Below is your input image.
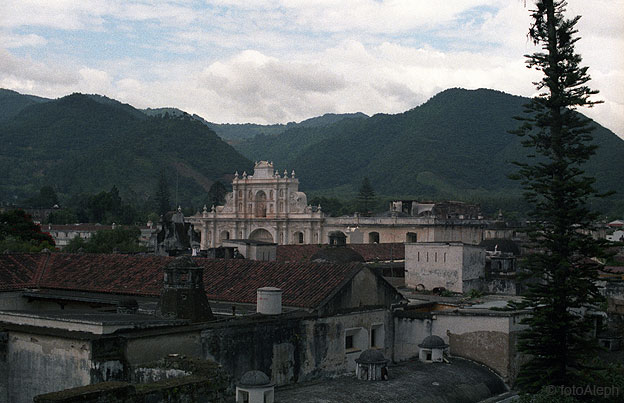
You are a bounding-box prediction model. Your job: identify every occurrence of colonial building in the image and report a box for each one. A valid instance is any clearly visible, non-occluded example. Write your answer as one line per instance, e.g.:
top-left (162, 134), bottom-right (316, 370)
top-left (189, 161), bottom-right (489, 249)
top-left (189, 161), bottom-right (323, 249)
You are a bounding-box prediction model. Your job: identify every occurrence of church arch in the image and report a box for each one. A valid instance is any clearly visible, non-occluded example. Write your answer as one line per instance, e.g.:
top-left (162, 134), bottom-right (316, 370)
top-left (249, 228), bottom-right (274, 242)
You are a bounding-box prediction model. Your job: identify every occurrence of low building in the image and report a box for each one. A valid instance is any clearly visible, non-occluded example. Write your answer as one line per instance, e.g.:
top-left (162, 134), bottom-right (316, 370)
top-left (404, 242), bottom-right (485, 293)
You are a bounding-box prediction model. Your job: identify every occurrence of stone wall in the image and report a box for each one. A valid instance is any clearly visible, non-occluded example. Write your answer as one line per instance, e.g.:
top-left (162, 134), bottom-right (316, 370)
top-left (34, 356), bottom-right (230, 403)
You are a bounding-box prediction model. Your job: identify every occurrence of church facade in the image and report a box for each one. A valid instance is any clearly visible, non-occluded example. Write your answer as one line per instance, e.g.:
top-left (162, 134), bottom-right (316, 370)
top-left (188, 161), bottom-right (488, 249)
top-left (188, 161), bottom-right (323, 249)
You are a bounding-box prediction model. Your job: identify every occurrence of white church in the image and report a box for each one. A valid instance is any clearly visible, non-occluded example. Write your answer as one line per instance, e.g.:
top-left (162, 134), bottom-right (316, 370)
top-left (188, 161), bottom-right (487, 248)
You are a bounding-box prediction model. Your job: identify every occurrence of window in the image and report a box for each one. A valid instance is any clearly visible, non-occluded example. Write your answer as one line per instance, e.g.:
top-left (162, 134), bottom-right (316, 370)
top-left (435, 252), bottom-right (437, 262)
top-left (238, 190), bottom-right (242, 198)
top-left (406, 232), bottom-right (418, 242)
top-left (345, 327), bottom-right (366, 353)
top-left (371, 324), bottom-right (384, 348)
top-left (368, 232), bottom-right (380, 244)
top-left (279, 189), bottom-right (283, 197)
top-left (345, 335), bottom-right (354, 350)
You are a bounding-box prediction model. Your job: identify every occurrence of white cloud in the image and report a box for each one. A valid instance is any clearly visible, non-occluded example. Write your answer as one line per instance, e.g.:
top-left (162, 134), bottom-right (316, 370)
top-left (0, 0), bottom-right (621, 138)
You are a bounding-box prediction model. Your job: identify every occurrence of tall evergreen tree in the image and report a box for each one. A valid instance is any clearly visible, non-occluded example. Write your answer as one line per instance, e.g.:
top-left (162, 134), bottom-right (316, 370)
top-left (207, 181), bottom-right (227, 207)
top-left (512, 0), bottom-right (606, 393)
top-left (155, 170), bottom-right (171, 218)
top-left (357, 177), bottom-right (376, 215)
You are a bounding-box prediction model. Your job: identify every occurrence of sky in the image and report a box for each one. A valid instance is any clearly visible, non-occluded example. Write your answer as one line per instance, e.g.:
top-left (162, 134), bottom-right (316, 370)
top-left (1, 0), bottom-right (623, 138)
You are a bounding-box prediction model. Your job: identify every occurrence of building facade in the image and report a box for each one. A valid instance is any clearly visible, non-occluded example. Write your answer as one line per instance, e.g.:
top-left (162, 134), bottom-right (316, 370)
top-left (188, 161), bottom-right (489, 248)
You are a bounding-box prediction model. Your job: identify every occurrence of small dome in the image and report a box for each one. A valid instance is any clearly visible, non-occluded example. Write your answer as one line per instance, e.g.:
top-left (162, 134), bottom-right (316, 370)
top-left (418, 335), bottom-right (448, 349)
top-left (239, 370), bottom-right (271, 387)
top-left (311, 247), bottom-right (365, 264)
top-left (355, 349), bottom-right (388, 364)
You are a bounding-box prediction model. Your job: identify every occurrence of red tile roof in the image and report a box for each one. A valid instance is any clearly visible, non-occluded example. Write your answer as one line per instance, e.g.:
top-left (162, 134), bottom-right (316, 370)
top-left (277, 243), bottom-right (404, 263)
top-left (0, 254), bottom-right (41, 291)
top-left (0, 253), bottom-right (363, 309)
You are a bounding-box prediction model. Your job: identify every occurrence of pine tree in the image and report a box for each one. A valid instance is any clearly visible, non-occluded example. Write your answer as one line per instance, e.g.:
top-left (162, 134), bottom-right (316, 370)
top-left (358, 177), bottom-right (376, 215)
top-left (512, 0), bottom-right (606, 393)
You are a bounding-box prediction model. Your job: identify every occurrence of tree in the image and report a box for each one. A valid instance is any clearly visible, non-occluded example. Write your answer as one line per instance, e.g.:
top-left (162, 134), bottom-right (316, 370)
top-left (154, 170), bottom-right (171, 218)
top-left (0, 209), bottom-right (55, 252)
top-left (511, 0), bottom-right (606, 393)
top-left (207, 181), bottom-right (227, 207)
top-left (357, 177), bottom-right (376, 215)
top-left (25, 186), bottom-right (59, 208)
top-left (64, 226), bottom-right (145, 253)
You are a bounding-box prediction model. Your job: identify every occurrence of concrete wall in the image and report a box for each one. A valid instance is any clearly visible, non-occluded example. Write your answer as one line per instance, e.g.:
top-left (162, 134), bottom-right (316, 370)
top-left (405, 243), bottom-right (485, 293)
top-left (200, 309), bottom-right (392, 387)
top-left (7, 331), bottom-right (93, 403)
top-left (393, 310), bottom-right (527, 383)
top-left (124, 331), bottom-right (203, 366)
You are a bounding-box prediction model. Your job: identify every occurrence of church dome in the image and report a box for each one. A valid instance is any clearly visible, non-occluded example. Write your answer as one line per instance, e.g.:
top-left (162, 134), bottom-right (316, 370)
top-left (418, 335), bottom-right (448, 349)
top-left (239, 370), bottom-right (271, 387)
top-left (355, 349), bottom-right (388, 364)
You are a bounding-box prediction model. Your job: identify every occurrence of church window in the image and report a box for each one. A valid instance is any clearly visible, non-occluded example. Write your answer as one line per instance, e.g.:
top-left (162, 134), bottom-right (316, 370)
top-left (238, 190), bottom-right (242, 198)
top-left (435, 252), bottom-right (437, 262)
top-left (279, 189), bottom-right (283, 197)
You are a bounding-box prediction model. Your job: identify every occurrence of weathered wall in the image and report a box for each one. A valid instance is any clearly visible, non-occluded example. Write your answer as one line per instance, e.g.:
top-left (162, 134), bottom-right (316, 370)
top-left (319, 268), bottom-right (400, 316)
top-left (405, 243), bottom-right (485, 293)
top-left (124, 331), bottom-right (203, 366)
top-left (393, 315), bottom-right (432, 362)
top-left (7, 331), bottom-right (92, 403)
top-left (33, 376), bottom-right (229, 403)
top-left (201, 309), bottom-right (392, 387)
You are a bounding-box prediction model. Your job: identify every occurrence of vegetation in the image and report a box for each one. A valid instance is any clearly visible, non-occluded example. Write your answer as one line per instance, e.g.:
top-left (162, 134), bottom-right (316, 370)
top-left (155, 171), bottom-right (171, 218)
top-left (0, 209), bottom-right (55, 252)
top-left (357, 177), bottom-right (376, 215)
top-left (236, 88), bottom-right (624, 218)
top-left (0, 92), bottom-right (252, 208)
top-left (511, 0), bottom-right (608, 393)
top-left (64, 226), bottom-right (146, 253)
top-left (206, 181), bottom-right (227, 208)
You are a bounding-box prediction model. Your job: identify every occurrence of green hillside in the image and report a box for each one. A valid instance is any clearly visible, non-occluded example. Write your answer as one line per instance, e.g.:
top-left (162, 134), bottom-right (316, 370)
top-left (0, 89), bottom-right (49, 122)
top-left (236, 88), bottom-right (624, 214)
top-left (0, 93), bottom-right (252, 207)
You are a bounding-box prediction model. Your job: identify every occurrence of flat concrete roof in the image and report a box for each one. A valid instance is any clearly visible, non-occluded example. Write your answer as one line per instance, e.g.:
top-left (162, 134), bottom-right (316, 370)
top-left (0, 309), bottom-right (184, 335)
top-left (275, 358), bottom-right (507, 403)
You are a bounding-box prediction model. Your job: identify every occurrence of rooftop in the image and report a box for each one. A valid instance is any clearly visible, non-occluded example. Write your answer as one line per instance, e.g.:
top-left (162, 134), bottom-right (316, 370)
top-left (274, 358), bottom-right (507, 403)
top-left (0, 253), bottom-right (367, 311)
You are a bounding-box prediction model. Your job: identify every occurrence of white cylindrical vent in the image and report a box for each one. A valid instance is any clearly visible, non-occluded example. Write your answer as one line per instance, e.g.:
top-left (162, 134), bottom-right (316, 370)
top-left (257, 287), bottom-right (282, 315)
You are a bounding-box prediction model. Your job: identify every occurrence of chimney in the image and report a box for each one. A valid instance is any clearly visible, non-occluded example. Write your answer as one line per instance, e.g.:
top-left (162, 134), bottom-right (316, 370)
top-left (159, 256), bottom-right (214, 322)
top-left (257, 287), bottom-right (282, 315)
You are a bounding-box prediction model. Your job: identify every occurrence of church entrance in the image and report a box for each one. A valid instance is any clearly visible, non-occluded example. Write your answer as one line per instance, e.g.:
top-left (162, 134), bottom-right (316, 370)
top-left (249, 228), bottom-right (273, 242)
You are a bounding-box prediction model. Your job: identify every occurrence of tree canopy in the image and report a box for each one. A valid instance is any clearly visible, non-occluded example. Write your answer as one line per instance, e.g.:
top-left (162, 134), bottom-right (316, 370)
top-left (0, 209), bottom-right (55, 252)
top-left (511, 0), bottom-right (608, 393)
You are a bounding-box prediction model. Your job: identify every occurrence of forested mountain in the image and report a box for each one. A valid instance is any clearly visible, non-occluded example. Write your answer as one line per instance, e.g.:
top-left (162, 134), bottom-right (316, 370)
top-left (0, 93), bottom-right (252, 207)
top-left (236, 88), bottom-right (624, 215)
top-left (143, 108), bottom-right (368, 142)
top-left (0, 89), bottom-right (49, 122)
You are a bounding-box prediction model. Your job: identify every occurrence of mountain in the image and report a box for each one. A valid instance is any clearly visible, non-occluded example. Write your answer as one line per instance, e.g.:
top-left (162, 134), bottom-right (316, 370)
top-left (0, 89), bottom-right (49, 122)
top-left (235, 88), bottom-right (624, 214)
top-left (0, 93), bottom-right (252, 206)
top-left (143, 108), bottom-right (368, 142)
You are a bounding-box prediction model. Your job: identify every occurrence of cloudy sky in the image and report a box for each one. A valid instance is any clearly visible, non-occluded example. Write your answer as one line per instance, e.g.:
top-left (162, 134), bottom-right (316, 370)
top-left (1, 0), bottom-right (622, 137)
